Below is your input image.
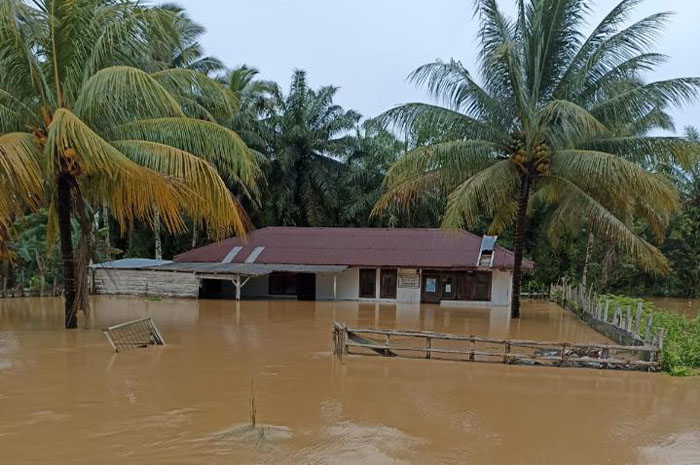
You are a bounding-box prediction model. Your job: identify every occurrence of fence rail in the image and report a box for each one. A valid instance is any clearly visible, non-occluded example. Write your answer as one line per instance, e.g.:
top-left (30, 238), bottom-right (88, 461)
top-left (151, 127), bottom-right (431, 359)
top-left (332, 322), bottom-right (661, 371)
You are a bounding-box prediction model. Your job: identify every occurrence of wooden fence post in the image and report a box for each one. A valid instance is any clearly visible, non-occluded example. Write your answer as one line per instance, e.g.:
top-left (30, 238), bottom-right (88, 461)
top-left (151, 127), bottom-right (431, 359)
top-left (604, 300), bottom-right (610, 322)
top-left (657, 328), bottom-right (665, 350)
top-left (561, 343), bottom-right (568, 367)
top-left (425, 337), bottom-right (431, 359)
top-left (656, 328), bottom-right (665, 367)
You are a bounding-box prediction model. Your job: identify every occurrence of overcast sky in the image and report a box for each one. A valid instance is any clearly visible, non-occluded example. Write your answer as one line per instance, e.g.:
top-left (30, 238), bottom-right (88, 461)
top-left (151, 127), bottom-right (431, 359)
top-left (176, 0), bottom-right (699, 132)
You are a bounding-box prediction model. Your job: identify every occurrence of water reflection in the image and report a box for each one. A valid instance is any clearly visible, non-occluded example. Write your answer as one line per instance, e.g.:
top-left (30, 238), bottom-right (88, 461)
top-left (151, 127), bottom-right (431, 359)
top-left (0, 296), bottom-right (698, 464)
top-left (645, 297), bottom-right (700, 320)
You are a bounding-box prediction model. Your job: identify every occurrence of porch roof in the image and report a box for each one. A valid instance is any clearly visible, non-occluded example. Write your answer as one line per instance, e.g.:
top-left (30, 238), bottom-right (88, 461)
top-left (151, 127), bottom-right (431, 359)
top-left (150, 262), bottom-right (348, 277)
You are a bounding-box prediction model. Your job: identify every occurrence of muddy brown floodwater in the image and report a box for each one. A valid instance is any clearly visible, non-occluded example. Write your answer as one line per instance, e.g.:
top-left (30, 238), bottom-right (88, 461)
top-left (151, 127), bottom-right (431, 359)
top-left (645, 297), bottom-right (700, 320)
top-left (1, 297), bottom-right (699, 465)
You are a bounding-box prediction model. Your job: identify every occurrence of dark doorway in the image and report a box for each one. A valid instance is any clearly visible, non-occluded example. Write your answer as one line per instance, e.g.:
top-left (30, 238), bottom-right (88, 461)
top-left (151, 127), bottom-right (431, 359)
top-left (380, 269), bottom-right (398, 299)
top-left (199, 279), bottom-right (237, 299)
top-left (359, 268), bottom-right (376, 298)
top-left (421, 272), bottom-right (440, 303)
top-left (269, 272), bottom-right (297, 296)
top-left (296, 273), bottom-right (316, 301)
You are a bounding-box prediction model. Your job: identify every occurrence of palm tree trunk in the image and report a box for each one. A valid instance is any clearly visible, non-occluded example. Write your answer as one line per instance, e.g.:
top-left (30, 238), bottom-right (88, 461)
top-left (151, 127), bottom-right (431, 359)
top-left (102, 205), bottom-right (111, 260)
top-left (510, 175), bottom-right (531, 319)
top-left (191, 223), bottom-right (198, 248)
top-left (154, 207), bottom-right (162, 260)
top-left (581, 231), bottom-right (594, 289)
top-left (127, 223), bottom-right (134, 255)
top-left (56, 173), bottom-right (77, 329)
top-left (73, 187), bottom-right (92, 317)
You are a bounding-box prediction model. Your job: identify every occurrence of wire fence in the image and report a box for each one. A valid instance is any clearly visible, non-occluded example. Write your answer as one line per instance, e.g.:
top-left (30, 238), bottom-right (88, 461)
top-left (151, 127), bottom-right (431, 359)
top-left (103, 317), bottom-right (165, 353)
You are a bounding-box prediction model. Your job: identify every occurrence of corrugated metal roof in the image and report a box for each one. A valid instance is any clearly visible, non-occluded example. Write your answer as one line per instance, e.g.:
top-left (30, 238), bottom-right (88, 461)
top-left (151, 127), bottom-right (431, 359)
top-left (151, 262), bottom-right (347, 276)
top-left (90, 258), bottom-right (173, 269)
top-left (174, 227), bottom-right (534, 270)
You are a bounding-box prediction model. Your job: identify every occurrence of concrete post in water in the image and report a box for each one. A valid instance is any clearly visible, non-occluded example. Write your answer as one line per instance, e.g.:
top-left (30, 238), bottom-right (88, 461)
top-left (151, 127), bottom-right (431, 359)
top-left (656, 328), bottom-right (666, 366)
top-left (625, 306), bottom-right (632, 332)
top-left (645, 315), bottom-right (654, 342)
top-left (333, 274), bottom-right (337, 301)
top-left (634, 302), bottom-right (643, 336)
top-left (657, 328), bottom-right (665, 349)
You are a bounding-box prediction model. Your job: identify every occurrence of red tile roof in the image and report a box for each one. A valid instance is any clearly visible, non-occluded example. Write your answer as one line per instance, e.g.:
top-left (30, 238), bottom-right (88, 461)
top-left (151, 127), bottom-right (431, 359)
top-left (174, 227), bottom-right (534, 270)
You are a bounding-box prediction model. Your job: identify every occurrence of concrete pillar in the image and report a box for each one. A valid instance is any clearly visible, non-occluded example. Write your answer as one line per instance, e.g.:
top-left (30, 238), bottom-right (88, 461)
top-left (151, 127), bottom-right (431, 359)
top-left (233, 274), bottom-right (241, 300)
top-left (333, 274), bottom-right (338, 301)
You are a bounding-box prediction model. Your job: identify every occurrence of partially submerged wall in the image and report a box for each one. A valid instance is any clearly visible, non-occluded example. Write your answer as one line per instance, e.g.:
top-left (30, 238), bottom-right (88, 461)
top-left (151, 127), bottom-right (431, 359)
top-left (91, 269), bottom-right (199, 298)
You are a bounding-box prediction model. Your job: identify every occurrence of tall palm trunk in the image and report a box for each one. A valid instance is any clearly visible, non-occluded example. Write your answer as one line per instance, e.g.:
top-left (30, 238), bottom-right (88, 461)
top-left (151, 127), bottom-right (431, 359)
top-left (154, 206), bottom-right (162, 260)
top-left (56, 173), bottom-right (77, 329)
top-left (191, 223), bottom-right (198, 248)
top-left (102, 205), bottom-right (111, 260)
top-left (510, 174), bottom-right (531, 319)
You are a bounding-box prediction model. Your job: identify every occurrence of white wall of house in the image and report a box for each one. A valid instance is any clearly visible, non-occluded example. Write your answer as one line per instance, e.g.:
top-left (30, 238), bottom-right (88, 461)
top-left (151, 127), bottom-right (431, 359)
top-left (490, 270), bottom-right (513, 306)
top-left (396, 268), bottom-right (421, 303)
top-left (316, 267), bottom-right (421, 303)
top-left (316, 268), bottom-right (359, 300)
top-left (209, 267), bottom-right (513, 306)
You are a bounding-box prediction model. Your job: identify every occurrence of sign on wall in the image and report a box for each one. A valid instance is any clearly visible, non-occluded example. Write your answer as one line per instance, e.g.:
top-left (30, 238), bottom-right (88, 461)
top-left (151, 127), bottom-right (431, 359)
top-left (398, 269), bottom-right (420, 289)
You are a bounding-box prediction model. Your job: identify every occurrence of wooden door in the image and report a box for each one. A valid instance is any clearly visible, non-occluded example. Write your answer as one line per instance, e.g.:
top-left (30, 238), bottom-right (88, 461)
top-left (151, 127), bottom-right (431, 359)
top-left (380, 269), bottom-right (397, 299)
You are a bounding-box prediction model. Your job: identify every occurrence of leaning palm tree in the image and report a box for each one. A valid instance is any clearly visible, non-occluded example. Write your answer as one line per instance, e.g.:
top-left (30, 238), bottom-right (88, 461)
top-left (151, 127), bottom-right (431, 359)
top-left (375, 0), bottom-right (700, 317)
top-left (0, 0), bottom-right (257, 328)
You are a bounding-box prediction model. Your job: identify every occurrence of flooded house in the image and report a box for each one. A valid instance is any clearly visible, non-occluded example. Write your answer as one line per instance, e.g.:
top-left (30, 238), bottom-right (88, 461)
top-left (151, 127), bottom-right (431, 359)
top-left (91, 227), bottom-right (532, 306)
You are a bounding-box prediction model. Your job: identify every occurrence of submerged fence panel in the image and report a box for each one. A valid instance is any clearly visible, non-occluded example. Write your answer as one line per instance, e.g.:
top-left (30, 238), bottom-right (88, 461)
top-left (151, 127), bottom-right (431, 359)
top-left (103, 317), bottom-right (165, 353)
top-left (332, 323), bottom-right (661, 372)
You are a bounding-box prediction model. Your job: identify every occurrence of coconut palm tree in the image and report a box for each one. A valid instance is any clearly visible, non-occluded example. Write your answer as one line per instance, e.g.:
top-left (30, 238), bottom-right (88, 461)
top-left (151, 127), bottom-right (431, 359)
top-left (375, 0), bottom-right (700, 318)
top-left (260, 70), bottom-right (360, 226)
top-left (0, 0), bottom-right (258, 328)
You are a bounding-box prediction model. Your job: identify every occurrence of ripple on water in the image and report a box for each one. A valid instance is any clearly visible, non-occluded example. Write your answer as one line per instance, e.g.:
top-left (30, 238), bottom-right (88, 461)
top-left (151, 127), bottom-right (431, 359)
top-left (642, 432), bottom-right (700, 465)
top-left (295, 421), bottom-right (428, 464)
top-left (200, 423), bottom-right (293, 450)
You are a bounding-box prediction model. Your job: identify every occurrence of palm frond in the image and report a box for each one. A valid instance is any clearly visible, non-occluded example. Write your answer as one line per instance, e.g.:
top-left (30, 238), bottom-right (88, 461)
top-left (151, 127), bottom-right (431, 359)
top-left (108, 117), bottom-right (259, 190)
top-left (151, 68), bottom-right (238, 120)
top-left (111, 140), bottom-right (249, 237)
top-left (543, 176), bottom-right (670, 273)
top-left (46, 108), bottom-right (186, 233)
top-left (441, 160), bottom-right (520, 230)
top-left (0, 132), bottom-right (43, 228)
top-left (552, 149), bottom-right (679, 213)
top-left (74, 66), bottom-right (184, 129)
